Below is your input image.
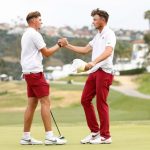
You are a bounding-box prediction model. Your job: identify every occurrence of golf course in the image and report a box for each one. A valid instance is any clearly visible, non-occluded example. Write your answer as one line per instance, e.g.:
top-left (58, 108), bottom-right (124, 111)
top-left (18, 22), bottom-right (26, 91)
top-left (0, 0), bottom-right (150, 149)
top-left (0, 77), bottom-right (150, 150)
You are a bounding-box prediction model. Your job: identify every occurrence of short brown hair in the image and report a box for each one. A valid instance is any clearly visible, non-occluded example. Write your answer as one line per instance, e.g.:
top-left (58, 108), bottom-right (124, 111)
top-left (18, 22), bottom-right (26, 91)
top-left (91, 8), bottom-right (109, 22)
top-left (26, 11), bottom-right (41, 23)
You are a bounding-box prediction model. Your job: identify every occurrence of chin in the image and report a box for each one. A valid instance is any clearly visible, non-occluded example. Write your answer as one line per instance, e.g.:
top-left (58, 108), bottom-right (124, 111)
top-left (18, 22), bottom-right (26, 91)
top-left (95, 27), bottom-right (100, 30)
top-left (96, 26), bottom-right (103, 30)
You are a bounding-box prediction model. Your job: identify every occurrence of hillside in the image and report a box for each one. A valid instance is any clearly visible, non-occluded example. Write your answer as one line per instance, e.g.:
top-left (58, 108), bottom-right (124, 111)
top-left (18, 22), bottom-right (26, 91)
top-left (0, 29), bottom-right (132, 79)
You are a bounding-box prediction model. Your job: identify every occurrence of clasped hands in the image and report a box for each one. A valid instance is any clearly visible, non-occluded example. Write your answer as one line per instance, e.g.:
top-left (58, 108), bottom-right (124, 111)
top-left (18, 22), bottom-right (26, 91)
top-left (57, 38), bottom-right (96, 71)
top-left (57, 38), bottom-right (68, 47)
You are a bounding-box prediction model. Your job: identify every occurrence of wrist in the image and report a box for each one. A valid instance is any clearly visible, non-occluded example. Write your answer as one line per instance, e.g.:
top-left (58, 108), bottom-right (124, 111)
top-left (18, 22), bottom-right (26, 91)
top-left (91, 61), bottom-right (96, 66)
top-left (66, 43), bottom-right (69, 48)
top-left (57, 42), bottom-right (62, 48)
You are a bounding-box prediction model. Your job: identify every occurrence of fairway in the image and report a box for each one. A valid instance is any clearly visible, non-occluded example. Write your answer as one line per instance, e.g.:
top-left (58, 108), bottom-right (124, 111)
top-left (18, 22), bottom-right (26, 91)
top-left (0, 0), bottom-right (150, 149)
top-left (0, 124), bottom-right (150, 150)
top-left (0, 81), bottom-right (150, 150)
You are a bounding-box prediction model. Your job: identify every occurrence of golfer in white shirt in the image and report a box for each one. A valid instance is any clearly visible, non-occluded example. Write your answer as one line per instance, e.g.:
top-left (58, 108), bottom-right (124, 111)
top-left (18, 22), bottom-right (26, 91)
top-left (20, 11), bottom-right (67, 145)
top-left (59, 8), bottom-right (116, 144)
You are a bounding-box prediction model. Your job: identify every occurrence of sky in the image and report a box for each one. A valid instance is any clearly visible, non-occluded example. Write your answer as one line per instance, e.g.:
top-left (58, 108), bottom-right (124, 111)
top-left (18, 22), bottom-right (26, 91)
top-left (0, 0), bottom-right (150, 30)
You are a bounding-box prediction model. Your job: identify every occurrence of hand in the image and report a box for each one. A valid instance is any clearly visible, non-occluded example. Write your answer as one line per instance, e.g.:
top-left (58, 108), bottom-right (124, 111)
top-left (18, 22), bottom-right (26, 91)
top-left (58, 38), bottom-right (68, 47)
top-left (85, 62), bottom-right (96, 71)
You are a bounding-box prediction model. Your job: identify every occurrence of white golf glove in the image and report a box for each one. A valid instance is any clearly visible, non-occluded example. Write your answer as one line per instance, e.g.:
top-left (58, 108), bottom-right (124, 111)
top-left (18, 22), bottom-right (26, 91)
top-left (71, 59), bottom-right (87, 73)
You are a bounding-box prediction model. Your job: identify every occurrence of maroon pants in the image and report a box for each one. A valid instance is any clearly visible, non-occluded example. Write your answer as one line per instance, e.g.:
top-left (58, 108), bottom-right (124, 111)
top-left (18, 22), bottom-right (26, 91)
top-left (81, 69), bottom-right (113, 138)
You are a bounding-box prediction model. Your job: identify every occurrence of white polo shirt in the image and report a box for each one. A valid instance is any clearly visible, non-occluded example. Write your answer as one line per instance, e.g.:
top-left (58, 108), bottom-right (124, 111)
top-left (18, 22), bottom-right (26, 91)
top-left (21, 27), bottom-right (46, 73)
top-left (88, 26), bottom-right (116, 74)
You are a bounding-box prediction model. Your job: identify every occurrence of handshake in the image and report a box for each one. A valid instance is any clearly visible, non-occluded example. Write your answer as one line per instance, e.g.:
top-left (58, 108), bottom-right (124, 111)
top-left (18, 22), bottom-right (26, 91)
top-left (57, 38), bottom-right (69, 47)
top-left (56, 38), bottom-right (96, 72)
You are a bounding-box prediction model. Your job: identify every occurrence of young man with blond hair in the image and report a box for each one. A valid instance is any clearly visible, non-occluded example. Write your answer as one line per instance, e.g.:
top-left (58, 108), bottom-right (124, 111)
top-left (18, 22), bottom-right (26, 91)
top-left (20, 11), bottom-right (67, 145)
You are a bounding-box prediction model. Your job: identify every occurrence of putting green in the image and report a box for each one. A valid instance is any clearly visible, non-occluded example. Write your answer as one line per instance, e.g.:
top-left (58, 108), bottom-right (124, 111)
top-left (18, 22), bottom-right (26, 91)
top-left (0, 123), bottom-right (150, 150)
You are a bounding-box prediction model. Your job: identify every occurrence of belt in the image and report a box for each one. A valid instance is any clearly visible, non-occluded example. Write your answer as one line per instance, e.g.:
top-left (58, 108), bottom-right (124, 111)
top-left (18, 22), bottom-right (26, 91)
top-left (23, 72), bottom-right (42, 75)
top-left (98, 67), bottom-right (102, 70)
top-left (98, 67), bottom-right (114, 74)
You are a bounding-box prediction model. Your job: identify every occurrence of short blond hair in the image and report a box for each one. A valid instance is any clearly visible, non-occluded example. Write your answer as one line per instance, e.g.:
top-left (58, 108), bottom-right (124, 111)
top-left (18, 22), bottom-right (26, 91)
top-left (26, 11), bottom-right (41, 23)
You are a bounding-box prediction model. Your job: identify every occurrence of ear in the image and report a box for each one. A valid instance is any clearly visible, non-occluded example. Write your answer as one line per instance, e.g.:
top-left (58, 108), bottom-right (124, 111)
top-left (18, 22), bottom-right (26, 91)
top-left (31, 18), bottom-right (37, 24)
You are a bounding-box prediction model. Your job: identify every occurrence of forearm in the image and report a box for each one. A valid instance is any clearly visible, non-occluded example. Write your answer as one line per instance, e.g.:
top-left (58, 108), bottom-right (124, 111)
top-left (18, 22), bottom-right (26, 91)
top-left (42, 44), bottom-right (60, 57)
top-left (93, 47), bottom-right (113, 65)
top-left (66, 44), bottom-right (89, 54)
top-left (48, 44), bottom-right (60, 56)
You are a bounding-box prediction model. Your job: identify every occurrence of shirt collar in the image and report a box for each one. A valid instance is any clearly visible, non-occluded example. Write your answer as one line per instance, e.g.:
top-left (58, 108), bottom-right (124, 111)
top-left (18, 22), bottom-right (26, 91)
top-left (28, 27), bottom-right (38, 32)
top-left (98, 25), bottom-right (109, 36)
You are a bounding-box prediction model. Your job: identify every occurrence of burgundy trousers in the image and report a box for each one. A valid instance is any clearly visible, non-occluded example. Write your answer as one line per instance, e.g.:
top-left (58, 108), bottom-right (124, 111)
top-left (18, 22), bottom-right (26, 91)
top-left (81, 69), bottom-right (113, 138)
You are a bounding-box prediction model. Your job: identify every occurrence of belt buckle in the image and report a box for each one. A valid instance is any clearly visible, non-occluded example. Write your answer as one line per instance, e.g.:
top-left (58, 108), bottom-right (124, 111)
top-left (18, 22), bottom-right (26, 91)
top-left (23, 72), bottom-right (31, 75)
top-left (23, 71), bottom-right (41, 75)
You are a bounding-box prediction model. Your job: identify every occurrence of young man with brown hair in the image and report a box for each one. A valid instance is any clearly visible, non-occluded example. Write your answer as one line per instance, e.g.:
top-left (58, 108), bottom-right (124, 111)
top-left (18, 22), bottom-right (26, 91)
top-left (20, 11), bottom-right (67, 145)
top-left (60, 8), bottom-right (116, 144)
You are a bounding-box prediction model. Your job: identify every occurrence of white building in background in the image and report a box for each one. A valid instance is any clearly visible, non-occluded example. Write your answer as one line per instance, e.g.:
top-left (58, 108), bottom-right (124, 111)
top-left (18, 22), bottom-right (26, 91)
top-left (0, 23), bottom-right (11, 30)
top-left (114, 40), bottom-right (149, 74)
top-left (0, 74), bottom-right (13, 81)
top-left (45, 64), bottom-right (73, 80)
top-left (7, 26), bottom-right (25, 35)
top-left (147, 66), bottom-right (150, 72)
top-left (131, 43), bottom-right (149, 63)
top-left (51, 64), bottom-right (72, 80)
top-left (42, 26), bottom-right (59, 37)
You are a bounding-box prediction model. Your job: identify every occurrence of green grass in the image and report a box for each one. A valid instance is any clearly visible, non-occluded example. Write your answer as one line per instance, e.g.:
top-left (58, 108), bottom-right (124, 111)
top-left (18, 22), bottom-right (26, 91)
top-left (0, 81), bottom-right (150, 150)
top-left (50, 83), bottom-right (84, 91)
top-left (0, 90), bottom-right (150, 126)
top-left (134, 73), bottom-right (150, 94)
top-left (58, 75), bottom-right (87, 82)
top-left (108, 90), bottom-right (150, 121)
top-left (58, 75), bottom-right (120, 85)
top-left (0, 81), bottom-right (150, 123)
top-left (0, 91), bottom-right (27, 108)
top-left (0, 124), bottom-right (150, 150)
top-left (0, 81), bottom-right (84, 108)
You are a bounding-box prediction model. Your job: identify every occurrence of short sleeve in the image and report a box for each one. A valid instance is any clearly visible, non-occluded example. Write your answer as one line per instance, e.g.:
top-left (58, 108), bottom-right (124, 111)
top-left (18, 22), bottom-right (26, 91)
top-left (105, 32), bottom-right (116, 48)
top-left (32, 32), bottom-right (46, 50)
top-left (89, 39), bottom-right (94, 48)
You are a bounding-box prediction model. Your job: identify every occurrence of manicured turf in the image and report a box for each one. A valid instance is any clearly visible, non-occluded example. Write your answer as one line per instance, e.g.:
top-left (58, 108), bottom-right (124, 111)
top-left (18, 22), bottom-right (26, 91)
top-left (0, 81), bottom-right (150, 125)
top-left (0, 81), bottom-right (150, 150)
top-left (58, 75), bottom-right (120, 85)
top-left (0, 124), bottom-right (150, 150)
top-left (134, 73), bottom-right (150, 94)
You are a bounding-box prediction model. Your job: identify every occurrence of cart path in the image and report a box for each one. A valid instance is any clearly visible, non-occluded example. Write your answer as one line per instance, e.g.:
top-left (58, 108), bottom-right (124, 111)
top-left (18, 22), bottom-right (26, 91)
top-left (111, 75), bottom-right (150, 99)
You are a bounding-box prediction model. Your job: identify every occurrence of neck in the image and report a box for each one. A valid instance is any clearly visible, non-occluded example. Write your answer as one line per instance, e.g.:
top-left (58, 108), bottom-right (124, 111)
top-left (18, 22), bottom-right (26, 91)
top-left (98, 24), bottom-right (107, 33)
top-left (98, 26), bottom-right (104, 32)
top-left (28, 24), bottom-right (38, 31)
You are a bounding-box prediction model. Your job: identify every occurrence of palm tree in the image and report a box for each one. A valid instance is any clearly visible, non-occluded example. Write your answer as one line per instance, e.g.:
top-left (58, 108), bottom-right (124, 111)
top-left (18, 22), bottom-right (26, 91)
top-left (144, 10), bottom-right (150, 30)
